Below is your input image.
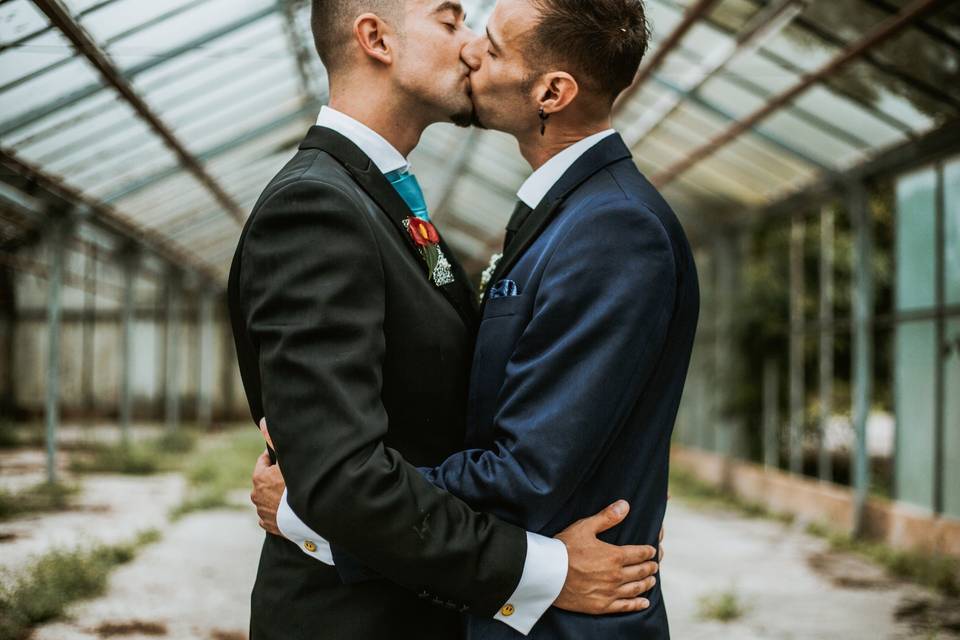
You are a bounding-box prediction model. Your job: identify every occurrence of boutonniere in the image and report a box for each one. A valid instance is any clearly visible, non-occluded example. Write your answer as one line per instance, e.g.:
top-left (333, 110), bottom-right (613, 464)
top-left (404, 217), bottom-right (454, 287)
top-left (478, 252), bottom-right (503, 303)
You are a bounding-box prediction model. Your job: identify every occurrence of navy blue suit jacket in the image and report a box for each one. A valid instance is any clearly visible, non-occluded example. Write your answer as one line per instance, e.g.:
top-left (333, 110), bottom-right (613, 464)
top-left (419, 133), bottom-right (700, 639)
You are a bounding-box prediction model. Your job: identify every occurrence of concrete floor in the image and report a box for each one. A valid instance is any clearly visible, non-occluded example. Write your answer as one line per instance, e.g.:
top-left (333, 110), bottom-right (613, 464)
top-left (2, 442), bottom-right (956, 640)
top-left (660, 501), bottom-right (957, 639)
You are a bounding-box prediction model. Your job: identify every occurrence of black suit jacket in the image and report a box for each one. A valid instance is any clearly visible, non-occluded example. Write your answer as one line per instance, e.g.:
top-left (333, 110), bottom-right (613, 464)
top-left (228, 126), bottom-right (527, 639)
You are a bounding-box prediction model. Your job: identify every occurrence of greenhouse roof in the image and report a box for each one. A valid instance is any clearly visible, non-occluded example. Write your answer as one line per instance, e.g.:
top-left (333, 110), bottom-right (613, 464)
top-left (1, 0), bottom-right (958, 283)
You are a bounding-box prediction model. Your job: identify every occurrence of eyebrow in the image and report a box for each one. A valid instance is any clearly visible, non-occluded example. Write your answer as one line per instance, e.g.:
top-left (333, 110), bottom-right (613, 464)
top-left (433, 1), bottom-right (464, 19)
top-left (486, 27), bottom-right (503, 54)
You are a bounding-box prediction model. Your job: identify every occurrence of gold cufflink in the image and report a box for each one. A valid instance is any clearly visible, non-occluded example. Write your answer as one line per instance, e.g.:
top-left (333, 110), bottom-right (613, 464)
top-left (304, 540), bottom-right (317, 552)
top-left (500, 604), bottom-right (515, 617)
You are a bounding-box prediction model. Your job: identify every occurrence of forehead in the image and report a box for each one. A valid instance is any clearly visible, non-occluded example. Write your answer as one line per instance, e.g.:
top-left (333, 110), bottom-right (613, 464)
top-left (407, 0), bottom-right (462, 15)
top-left (489, 0), bottom-right (539, 46)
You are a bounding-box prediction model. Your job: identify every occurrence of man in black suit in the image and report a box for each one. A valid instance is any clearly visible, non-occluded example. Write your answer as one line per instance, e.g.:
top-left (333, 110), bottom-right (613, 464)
top-left (229, 1), bottom-right (661, 638)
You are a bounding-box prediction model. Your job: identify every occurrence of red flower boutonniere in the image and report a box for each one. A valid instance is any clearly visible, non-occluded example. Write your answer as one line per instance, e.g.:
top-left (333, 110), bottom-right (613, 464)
top-left (406, 217), bottom-right (440, 247)
top-left (403, 217), bottom-right (454, 287)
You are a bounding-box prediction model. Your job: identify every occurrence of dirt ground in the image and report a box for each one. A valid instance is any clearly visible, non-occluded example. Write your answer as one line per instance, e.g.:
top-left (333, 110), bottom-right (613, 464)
top-left (3, 433), bottom-right (957, 640)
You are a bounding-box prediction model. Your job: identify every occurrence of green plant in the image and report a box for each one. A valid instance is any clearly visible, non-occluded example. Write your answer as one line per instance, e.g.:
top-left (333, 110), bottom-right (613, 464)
top-left (806, 522), bottom-right (960, 597)
top-left (68, 430), bottom-right (198, 476)
top-left (0, 482), bottom-right (79, 521)
top-left (0, 529), bottom-right (161, 640)
top-left (698, 590), bottom-right (744, 622)
top-left (171, 427), bottom-right (265, 519)
top-left (669, 470), bottom-right (794, 525)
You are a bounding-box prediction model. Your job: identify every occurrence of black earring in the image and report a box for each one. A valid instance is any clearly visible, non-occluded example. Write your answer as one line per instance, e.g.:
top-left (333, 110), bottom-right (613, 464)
top-left (538, 107), bottom-right (549, 136)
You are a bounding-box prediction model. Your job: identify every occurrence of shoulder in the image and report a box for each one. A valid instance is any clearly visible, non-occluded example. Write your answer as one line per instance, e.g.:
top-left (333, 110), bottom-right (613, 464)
top-left (254, 149), bottom-right (367, 216)
top-left (557, 176), bottom-right (672, 254)
top-left (239, 151), bottom-right (382, 273)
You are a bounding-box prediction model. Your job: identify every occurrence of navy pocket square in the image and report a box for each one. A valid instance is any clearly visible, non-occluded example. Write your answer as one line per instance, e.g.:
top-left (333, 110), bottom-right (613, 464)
top-left (489, 279), bottom-right (520, 299)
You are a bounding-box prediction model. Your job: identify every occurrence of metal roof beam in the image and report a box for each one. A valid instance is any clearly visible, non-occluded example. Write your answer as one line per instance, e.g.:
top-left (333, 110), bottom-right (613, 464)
top-left (622, 0), bottom-right (806, 149)
top-left (752, 0), bottom-right (960, 113)
top-left (651, 0), bottom-right (953, 188)
top-left (613, 0), bottom-right (721, 115)
top-left (648, 75), bottom-right (833, 174)
top-left (30, 0), bottom-right (245, 223)
top-left (0, 0), bottom-right (121, 55)
top-left (104, 100), bottom-right (322, 203)
top-left (742, 116), bottom-right (960, 224)
top-left (0, 4), bottom-right (277, 138)
top-left (0, 148), bottom-right (223, 286)
top-left (1, 0), bottom-right (217, 95)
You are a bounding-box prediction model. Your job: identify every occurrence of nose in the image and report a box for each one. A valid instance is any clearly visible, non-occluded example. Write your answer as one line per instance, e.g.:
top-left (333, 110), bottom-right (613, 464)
top-left (461, 32), bottom-right (483, 72)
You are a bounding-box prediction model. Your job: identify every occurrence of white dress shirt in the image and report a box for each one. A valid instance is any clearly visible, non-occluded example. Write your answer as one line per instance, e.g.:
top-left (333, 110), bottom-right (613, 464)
top-left (517, 129), bottom-right (617, 209)
top-left (273, 106), bottom-right (569, 636)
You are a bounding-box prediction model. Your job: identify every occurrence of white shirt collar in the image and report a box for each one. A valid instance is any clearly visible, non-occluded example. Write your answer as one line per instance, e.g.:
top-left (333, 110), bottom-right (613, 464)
top-left (516, 129), bottom-right (618, 209)
top-left (316, 106), bottom-right (409, 175)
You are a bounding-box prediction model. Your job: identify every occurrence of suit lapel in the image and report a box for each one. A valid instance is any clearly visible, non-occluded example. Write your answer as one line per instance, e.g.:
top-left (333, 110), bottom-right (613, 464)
top-left (300, 126), bottom-right (478, 329)
top-left (480, 134), bottom-right (633, 315)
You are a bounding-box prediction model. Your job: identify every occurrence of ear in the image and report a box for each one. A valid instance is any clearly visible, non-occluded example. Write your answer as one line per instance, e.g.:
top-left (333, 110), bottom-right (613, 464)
top-left (353, 13), bottom-right (395, 66)
top-left (536, 72), bottom-right (579, 115)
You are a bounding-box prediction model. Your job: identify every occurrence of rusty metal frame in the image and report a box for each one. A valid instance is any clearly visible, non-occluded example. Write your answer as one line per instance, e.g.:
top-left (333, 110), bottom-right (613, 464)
top-left (613, 0), bottom-right (721, 115)
top-left (651, 0), bottom-right (954, 189)
top-left (1, 147), bottom-right (223, 285)
top-left (622, 0), bottom-right (807, 150)
top-left (31, 0), bottom-right (245, 223)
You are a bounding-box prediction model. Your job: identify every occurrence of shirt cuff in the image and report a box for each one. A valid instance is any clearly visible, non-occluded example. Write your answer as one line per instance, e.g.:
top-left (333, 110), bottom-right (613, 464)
top-left (493, 532), bottom-right (568, 635)
top-left (275, 488), bottom-right (335, 565)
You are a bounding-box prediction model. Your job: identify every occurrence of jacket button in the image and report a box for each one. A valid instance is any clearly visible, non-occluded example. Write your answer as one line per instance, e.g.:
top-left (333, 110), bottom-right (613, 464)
top-left (500, 604), bottom-right (515, 617)
top-left (303, 540), bottom-right (317, 552)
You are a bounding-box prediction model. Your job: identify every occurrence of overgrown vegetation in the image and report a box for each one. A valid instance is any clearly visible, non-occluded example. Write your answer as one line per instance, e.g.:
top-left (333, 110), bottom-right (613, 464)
top-left (806, 522), bottom-right (960, 598)
top-left (0, 529), bottom-right (161, 640)
top-left (698, 590), bottom-right (745, 623)
top-left (171, 427), bottom-right (265, 519)
top-left (0, 423), bottom-right (44, 450)
top-left (669, 469), bottom-right (794, 525)
top-left (69, 430), bottom-right (199, 476)
top-left (0, 482), bottom-right (79, 521)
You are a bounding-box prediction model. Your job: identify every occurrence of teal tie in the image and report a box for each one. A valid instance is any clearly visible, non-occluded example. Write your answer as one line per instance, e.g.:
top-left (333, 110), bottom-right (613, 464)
top-left (385, 168), bottom-right (431, 222)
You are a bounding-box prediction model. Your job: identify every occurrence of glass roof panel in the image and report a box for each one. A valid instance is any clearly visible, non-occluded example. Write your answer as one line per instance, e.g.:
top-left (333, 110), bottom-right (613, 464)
top-left (793, 85), bottom-right (908, 150)
top-left (2, 88), bottom-right (119, 147)
top-left (90, 0), bottom-right (276, 70)
top-left (77, 0), bottom-right (199, 43)
top-left (757, 109), bottom-right (865, 169)
top-left (0, 0), bottom-right (49, 45)
top-left (130, 12), bottom-right (283, 89)
top-left (826, 61), bottom-right (939, 132)
top-left (179, 92), bottom-right (303, 155)
top-left (0, 51), bottom-right (103, 126)
top-left (445, 172), bottom-right (515, 236)
top-left (0, 28), bottom-right (74, 90)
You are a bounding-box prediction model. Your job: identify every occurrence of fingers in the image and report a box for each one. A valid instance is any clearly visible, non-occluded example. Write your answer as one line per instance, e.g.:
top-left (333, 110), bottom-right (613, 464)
top-left (620, 560), bottom-right (658, 583)
top-left (619, 543), bottom-right (657, 565)
top-left (587, 500), bottom-right (630, 534)
top-left (607, 597), bottom-right (651, 614)
top-left (258, 518), bottom-right (280, 536)
top-left (259, 417), bottom-right (275, 451)
top-left (254, 448), bottom-right (271, 473)
top-left (658, 526), bottom-right (664, 543)
top-left (615, 575), bottom-right (657, 599)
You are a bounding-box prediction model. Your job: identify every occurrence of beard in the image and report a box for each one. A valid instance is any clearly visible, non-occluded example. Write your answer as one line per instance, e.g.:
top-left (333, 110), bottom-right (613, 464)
top-left (450, 104), bottom-right (485, 129)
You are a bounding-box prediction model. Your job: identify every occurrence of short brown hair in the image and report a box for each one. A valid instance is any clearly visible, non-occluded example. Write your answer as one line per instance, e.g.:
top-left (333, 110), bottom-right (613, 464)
top-left (311, 0), bottom-right (403, 72)
top-left (526, 0), bottom-right (650, 101)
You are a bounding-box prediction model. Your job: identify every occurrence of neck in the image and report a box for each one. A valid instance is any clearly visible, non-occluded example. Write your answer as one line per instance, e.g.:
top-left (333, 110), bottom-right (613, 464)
top-left (516, 116), bottom-right (613, 171)
top-left (328, 82), bottom-right (431, 157)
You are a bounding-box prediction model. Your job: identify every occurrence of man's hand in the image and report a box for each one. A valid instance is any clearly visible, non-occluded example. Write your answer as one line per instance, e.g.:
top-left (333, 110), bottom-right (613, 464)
top-left (553, 500), bottom-right (660, 614)
top-left (251, 419), bottom-right (285, 536)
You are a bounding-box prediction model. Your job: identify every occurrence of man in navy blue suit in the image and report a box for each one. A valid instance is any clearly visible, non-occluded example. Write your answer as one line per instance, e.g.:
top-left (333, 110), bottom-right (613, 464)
top-left (252, 0), bottom-right (698, 637)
